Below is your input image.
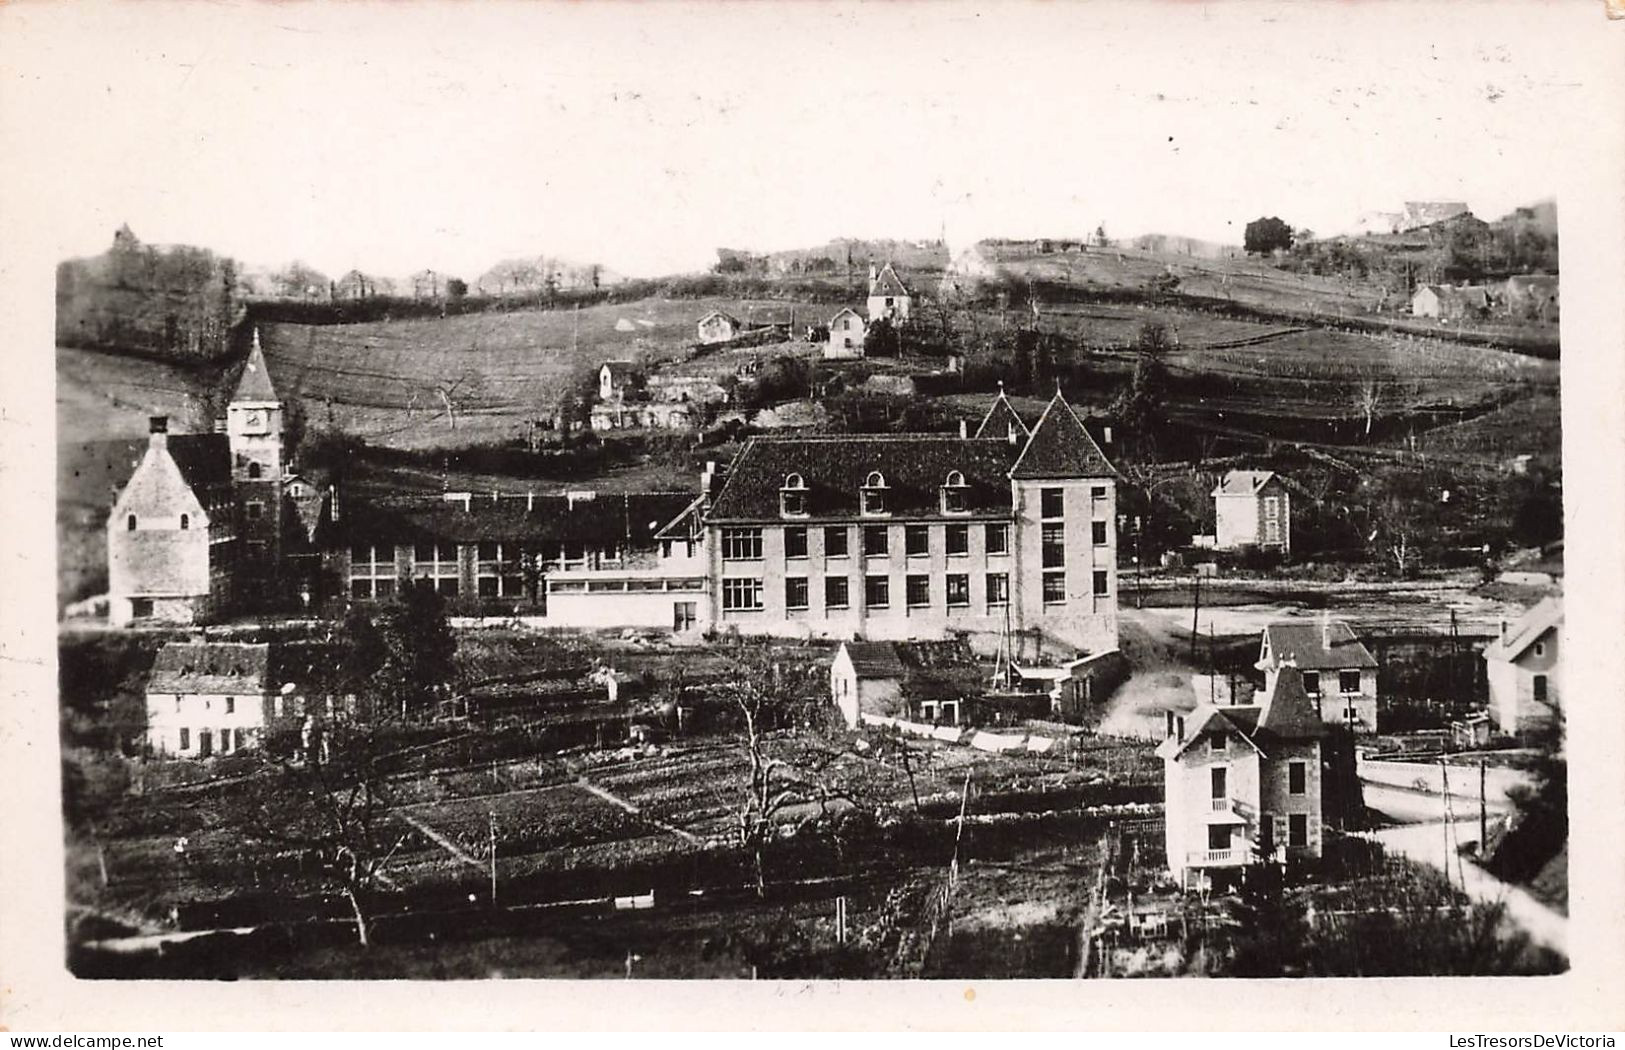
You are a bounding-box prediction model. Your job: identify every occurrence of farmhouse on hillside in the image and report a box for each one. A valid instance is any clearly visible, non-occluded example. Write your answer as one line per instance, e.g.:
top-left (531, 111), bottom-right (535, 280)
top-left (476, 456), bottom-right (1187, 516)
top-left (1256, 618), bottom-right (1379, 734)
top-left (696, 310), bottom-right (742, 345)
top-left (107, 333), bottom-right (321, 625)
top-left (1483, 596), bottom-right (1563, 739)
top-left (866, 262), bottom-right (912, 323)
top-left (1157, 664), bottom-right (1329, 890)
top-left (825, 307), bottom-right (866, 360)
top-left (1212, 470), bottom-right (1292, 556)
top-left (1412, 283), bottom-right (1492, 321)
top-left (700, 390), bottom-right (1121, 655)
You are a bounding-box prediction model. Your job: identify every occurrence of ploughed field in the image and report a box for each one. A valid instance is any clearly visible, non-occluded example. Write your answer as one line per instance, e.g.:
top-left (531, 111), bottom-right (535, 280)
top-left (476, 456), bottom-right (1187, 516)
top-left (68, 727), bottom-right (1159, 977)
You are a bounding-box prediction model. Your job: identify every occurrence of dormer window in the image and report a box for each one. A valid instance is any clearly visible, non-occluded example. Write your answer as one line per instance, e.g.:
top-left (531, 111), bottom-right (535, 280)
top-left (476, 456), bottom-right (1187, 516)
top-left (779, 473), bottom-right (807, 517)
top-left (861, 471), bottom-right (889, 516)
top-left (941, 470), bottom-right (968, 514)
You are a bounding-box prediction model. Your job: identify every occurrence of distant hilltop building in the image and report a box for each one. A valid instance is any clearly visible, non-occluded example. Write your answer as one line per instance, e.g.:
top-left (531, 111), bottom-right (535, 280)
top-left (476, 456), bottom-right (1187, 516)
top-left (1353, 201), bottom-right (1474, 236)
top-left (866, 262), bottom-right (912, 323)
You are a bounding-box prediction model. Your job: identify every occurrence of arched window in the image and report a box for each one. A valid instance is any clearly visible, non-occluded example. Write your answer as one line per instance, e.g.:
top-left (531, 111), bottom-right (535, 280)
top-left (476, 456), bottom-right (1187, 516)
top-left (861, 471), bottom-right (889, 516)
top-left (126, 514), bottom-right (137, 531)
top-left (248, 462), bottom-right (262, 480)
top-left (179, 514), bottom-right (190, 530)
top-left (779, 473), bottom-right (807, 517)
top-left (941, 470), bottom-right (969, 514)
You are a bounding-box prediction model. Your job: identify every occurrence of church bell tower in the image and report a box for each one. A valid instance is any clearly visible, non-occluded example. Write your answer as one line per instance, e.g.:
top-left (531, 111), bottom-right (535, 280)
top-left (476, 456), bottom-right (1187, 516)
top-left (227, 329), bottom-right (286, 600)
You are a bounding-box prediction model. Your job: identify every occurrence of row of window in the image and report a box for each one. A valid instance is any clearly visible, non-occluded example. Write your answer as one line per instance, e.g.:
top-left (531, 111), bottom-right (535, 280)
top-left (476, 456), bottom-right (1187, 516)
top-left (172, 727), bottom-right (250, 754)
top-left (724, 521), bottom-right (1118, 562)
top-left (1302, 670), bottom-right (1365, 695)
top-left (721, 569), bottom-right (1108, 612)
top-left (774, 478), bottom-right (1112, 520)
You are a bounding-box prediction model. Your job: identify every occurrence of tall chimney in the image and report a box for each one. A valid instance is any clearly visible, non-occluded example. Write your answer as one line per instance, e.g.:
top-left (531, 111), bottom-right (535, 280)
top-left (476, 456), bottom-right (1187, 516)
top-left (1176, 715), bottom-right (1185, 742)
top-left (1165, 710), bottom-right (1176, 739)
top-left (1103, 425), bottom-right (1113, 445)
top-left (148, 416), bottom-right (168, 449)
top-left (1499, 618), bottom-right (1508, 642)
top-left (527, 491), bottom-right (535, 512)
top-left (958, 418), bottom-right (968, 439)
top-left (1008, 424), bottom-right (1020, 446)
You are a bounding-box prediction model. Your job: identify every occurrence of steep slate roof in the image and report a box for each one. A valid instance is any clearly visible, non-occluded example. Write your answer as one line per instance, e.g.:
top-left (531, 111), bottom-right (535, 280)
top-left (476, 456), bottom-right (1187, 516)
top-left (1009, 393), bottom-right (1118, 480)
top-left (1254, 665), bottom-right (1329, 741)
top-left (148, 642), bottom-right (272, 695)
top-left (165, 434), bottom-right (233, 492)
top-left (1212, 470), bottom-right (1280, 497)
top-left (326, 491), bottom-right (696, 547)
top-left (706, 435), bottom-right (1021, 521)
top-left (838, 641), bottom-right (907, 679)
top-left (974, 389), bottom-right (1031, 440)
top-left (698, 310), bottom-right (740, 327)
top-left (1157, 666), bottom-right (1325, 759)
top-left (869, 263), bottom-right (909, 298)
top-left (829, 306), bottom-right (865, 324)
top-left (1155, 704), bottom-right (1264, 759)
top-left (1261, 621), bottom-right (1378, 670)
top-left (1482, 597), bottom-right (1564, 664)
top-left (232, 333), bottom-right (279, 402)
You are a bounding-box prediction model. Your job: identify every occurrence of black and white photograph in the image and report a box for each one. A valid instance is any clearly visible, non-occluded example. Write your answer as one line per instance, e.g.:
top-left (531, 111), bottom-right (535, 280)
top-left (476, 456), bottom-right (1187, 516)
top-left (3, 0), bottom-right (1624, 1032)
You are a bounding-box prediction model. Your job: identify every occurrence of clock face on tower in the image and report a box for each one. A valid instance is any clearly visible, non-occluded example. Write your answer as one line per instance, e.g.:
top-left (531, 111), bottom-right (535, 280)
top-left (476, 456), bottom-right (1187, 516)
top-left (245, 409), bottom-right (265, 432)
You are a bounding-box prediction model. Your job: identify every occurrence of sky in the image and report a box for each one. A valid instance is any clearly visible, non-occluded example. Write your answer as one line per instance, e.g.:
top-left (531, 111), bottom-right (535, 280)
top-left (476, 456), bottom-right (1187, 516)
top-left (0, 2), bottom-right (1597, 280)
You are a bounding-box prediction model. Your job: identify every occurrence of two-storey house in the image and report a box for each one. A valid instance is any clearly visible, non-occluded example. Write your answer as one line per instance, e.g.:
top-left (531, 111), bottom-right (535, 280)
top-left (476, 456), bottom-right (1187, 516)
top-left (1483, 596), bottom-right (1563, 738)
top-left (1157, 664), bottom-right (1329, 890)
top-left (699, 391), bottom-right (1119, 655)
top-left (1257, 618), bottom-right (1379, 734)
top-left (1212, 470), bottom-right (1292, 555)
top-left (144, 640), bottom-right (355, 758)
top-left (866, 262), bottom-right (912, 323)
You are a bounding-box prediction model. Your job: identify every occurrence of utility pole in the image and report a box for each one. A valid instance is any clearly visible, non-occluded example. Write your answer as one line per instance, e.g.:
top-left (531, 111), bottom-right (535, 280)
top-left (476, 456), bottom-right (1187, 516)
top-left (1479, 758), bottom-right (1488, 857)
top-left (489, 810), bottom-right (498, 906)
top-left (1190, 570), bottom-right (1202, 662)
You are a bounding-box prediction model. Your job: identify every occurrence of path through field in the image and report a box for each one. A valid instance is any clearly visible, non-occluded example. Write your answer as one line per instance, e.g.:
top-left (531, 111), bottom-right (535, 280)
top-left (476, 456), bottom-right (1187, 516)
top-left (575, 778), bottom-right (704, 845)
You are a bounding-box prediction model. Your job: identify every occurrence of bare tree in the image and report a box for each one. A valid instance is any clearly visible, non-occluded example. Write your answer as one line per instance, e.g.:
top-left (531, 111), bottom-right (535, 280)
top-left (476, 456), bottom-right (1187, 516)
top-left (1356, 379), bottom-right (1383, 438)
top-left (720, 649), bottom-right (857, 897)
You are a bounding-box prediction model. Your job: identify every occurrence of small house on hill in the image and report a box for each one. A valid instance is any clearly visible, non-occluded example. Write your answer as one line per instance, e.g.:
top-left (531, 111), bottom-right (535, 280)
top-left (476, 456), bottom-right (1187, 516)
top-left (826, 308), bottom-right (866, 360)
top-left (830, 641), bottom-right (908, 728)
top-left (697, 310), bottom-right (742, 345)
top-left (866, 263), bottom-right (912, 323)
top-left (1256, 618), bottom-right (1379, 734)
top-left (1483, 596), bottom-right (1562, 739)
top-left (598, 361), bottom-right (641, 403)
top-left (1213, 470), bottom-right (1291, 555)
